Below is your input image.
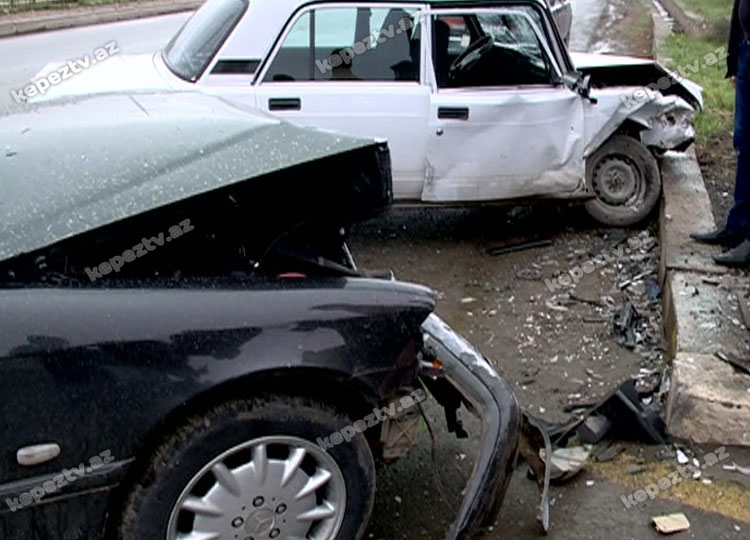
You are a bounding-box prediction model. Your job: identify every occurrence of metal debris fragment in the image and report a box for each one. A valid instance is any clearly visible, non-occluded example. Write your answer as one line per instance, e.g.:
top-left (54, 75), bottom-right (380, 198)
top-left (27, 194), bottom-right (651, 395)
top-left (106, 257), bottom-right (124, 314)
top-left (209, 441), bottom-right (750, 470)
top-left (714, 351), bottom-right (750, 376)
top-left (487, 238), bottom-right (552, 256)
top-left (613, 301), bottom-right (641, 349)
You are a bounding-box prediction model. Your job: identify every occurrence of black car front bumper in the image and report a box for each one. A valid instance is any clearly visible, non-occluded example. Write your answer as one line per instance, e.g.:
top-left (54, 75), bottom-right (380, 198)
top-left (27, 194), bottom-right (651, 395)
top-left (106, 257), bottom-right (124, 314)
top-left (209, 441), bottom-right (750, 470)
top-left (421, 314), bottom-right (520, 540)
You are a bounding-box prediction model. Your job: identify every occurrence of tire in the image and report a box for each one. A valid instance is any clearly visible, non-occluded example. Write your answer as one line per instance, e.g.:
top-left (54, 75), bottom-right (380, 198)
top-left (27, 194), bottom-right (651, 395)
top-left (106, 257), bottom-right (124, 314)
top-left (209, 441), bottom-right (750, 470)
top-left (584, 135), bottom-right (661, 226)
top-left (117, 396), bottom-right (376, 540)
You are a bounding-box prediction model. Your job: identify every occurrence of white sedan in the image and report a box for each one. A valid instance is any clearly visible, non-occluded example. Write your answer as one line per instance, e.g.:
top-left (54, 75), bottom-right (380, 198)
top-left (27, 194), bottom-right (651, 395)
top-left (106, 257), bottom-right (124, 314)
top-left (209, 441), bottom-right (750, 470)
top-left (32, 0), bottom-right (702, 225)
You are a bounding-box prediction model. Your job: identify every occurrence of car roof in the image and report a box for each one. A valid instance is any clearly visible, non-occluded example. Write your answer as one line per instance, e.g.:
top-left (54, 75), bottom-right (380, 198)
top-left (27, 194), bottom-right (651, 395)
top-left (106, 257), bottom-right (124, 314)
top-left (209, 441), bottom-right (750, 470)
top-left (0, 91), bottom-right (377, 263)
top-left (279, 0), bottom-right (546, 7)
top-left (261, 0), bottom-right (547, 14)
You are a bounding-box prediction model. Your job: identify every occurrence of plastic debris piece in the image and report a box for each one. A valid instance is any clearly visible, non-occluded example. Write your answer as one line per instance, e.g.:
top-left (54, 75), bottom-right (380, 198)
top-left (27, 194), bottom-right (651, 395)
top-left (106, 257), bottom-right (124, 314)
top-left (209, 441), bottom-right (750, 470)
top-left (594, 443), bottom-right (625, 463)
top-left (540, 446), bottom-right (591, 482)
top-left (723, 462), bottom-right (750, 475)
top-left (577, 415), bottom-right (612, 444)
top-left (652, 513), bottom-right (690, 534)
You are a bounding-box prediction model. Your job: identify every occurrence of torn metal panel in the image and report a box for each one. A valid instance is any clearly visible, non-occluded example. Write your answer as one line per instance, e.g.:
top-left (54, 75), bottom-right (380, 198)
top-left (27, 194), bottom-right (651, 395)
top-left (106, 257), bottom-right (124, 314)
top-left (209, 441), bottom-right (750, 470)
top-left (582, 88), bottom-right (696, 157)
top-left (424, 89), bottom-right (585, 201)
top-left (631, 96), bottom-right (696, 151)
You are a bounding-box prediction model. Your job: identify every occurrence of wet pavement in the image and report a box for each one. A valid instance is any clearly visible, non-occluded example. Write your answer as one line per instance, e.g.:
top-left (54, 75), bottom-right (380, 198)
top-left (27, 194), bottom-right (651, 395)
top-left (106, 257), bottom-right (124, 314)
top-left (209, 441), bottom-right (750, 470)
top-left (354, 205), bottom-right (750, 540)
top-left (570, 0), bottom-right (609, 52)
top-left (570, 0), bottom-right (654, 57)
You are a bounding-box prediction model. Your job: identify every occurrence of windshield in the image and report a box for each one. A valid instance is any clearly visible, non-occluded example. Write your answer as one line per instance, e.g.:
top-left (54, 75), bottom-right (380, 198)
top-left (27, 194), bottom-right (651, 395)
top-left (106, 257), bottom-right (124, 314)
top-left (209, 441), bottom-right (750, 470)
top-left (162, 0), bottom-right (248, 81)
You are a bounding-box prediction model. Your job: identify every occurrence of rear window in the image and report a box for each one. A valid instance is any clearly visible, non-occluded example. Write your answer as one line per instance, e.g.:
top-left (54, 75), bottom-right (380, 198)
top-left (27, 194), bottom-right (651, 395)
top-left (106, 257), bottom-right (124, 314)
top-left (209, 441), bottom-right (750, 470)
top-left (163, 0), bottom-right (248, 81)
top-left (264, 6), bottom-right (421, 82)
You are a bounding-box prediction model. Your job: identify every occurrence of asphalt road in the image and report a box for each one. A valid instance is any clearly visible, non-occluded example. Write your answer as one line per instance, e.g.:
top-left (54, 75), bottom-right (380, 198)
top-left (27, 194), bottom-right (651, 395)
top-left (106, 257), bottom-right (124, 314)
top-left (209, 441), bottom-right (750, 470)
top-left (0, 11), bottom-right (187, 110)
top-left (569, 0), bottom-right (608, 52)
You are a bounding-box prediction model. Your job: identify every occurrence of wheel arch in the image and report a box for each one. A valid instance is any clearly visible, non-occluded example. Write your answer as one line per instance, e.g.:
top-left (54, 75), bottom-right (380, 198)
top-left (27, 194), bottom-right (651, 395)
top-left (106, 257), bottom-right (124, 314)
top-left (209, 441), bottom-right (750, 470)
top-left (103, 367), bottom-right (379, 537)
top-left (614, 118), bottom-right (650, 139)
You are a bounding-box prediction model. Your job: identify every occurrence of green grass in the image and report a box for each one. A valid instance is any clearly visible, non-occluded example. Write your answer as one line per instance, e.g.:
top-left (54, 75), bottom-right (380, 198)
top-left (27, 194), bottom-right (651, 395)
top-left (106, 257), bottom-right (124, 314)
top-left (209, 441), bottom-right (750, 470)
top-left (678, 0), bottom-right (732, 20)
top-left (661, 32), bottom-right (735, 139)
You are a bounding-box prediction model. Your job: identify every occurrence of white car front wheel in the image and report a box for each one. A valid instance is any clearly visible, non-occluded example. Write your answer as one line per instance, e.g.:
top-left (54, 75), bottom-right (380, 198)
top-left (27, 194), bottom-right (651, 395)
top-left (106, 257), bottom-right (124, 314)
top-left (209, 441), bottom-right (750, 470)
top-left (584, 135), bottom-right (661, 226)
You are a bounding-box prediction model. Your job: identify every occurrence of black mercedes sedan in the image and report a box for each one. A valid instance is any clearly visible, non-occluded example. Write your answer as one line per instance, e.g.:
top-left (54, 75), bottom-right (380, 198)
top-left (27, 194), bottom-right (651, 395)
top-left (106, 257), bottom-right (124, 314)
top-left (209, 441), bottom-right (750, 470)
top-left (0, 91), bottom-right (520, 540)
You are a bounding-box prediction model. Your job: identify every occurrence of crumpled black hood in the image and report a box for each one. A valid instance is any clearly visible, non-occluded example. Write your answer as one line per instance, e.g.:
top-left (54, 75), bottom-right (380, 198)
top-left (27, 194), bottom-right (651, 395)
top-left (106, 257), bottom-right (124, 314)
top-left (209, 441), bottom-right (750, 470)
top-left (0, 91), bottom-right (382, 263)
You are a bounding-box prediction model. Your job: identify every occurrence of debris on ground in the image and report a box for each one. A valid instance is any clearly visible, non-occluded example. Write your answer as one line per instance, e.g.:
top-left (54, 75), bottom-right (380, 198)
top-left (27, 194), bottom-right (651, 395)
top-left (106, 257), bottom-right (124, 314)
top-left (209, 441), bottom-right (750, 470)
top-left (739, 294), bottom-right (750, 331)
top-left (714, 351), bottom-right (750, 376)
top-left (593, 442), bottom-right (625, 462)
top-left (578, 415), bottom-right (611, 443)
top-left (487, 238), bottom-right (552, 256)
top-left (540, 446), bottom-right (592, 482)
top-left (652, 513), bottom-right (691, 534)
top-left (613, 301), bottom-right (641, 350)
top-left (655, 446), bottom-right (676, 461)
top-left (723, 462), bottom-right (750, 476)
top-left (626, 464), bottom-right (646, 475)
top-left (564, 379), bottom-right (669, 445)
top-left (545, 295), bottom-right (570, 312)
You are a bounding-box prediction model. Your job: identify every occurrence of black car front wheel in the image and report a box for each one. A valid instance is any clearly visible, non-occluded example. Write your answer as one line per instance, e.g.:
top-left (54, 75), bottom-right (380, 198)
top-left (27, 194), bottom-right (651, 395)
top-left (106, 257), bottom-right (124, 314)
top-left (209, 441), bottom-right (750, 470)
top-left (117, 396), bottom-right (376, 540)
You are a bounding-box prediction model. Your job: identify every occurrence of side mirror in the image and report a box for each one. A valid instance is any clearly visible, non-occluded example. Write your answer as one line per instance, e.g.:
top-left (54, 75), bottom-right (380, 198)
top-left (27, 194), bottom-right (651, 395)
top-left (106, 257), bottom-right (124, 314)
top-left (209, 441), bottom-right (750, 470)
top-left (578, 74), bottom-right (598, 104)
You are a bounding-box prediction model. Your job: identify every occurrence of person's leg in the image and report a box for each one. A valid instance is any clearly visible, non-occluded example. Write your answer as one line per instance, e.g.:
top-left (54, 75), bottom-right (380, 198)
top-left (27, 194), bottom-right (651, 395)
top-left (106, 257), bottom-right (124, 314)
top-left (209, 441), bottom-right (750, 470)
top-left (695, 40), bottom-right (750, 245)
top-left (715, 44), bottom-right (750, 266)
top-left (727, 39), bottom-right (750, 239)
top-left (725, 150), bottom-right (750, 238)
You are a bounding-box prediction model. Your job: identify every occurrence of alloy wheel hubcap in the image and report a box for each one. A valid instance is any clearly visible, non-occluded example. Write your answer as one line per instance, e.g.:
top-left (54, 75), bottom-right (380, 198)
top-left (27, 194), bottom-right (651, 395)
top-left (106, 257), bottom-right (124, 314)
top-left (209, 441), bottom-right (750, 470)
top-left (167, 436), bottom-right (346, 540)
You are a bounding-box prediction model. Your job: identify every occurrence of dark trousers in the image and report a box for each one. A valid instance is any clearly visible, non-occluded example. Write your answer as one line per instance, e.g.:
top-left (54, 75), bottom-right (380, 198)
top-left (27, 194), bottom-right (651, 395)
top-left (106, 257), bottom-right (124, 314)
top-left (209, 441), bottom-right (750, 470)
top-left (728, 40), bottom-right (750, 239)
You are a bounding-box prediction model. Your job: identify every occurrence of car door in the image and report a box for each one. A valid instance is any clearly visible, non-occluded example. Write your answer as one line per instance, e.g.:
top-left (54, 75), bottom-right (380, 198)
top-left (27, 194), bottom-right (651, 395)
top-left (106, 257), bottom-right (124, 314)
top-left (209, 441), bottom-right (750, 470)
top-left (254, 4), bottom-right (431, 199)
top-left (424, 7), bottom-right (585, 202)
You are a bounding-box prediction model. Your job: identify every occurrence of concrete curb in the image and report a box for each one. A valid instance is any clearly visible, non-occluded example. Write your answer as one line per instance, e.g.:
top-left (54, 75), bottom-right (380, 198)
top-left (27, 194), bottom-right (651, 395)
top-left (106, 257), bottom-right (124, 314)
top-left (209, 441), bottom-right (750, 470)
top-left (658, 0), bottom-right (713, 38)
top-left (652, 13), bottom-right (750, 447)
top-left (0, 0), bottom-right (201, 38)
top-left (660, 153), bottom-right (750, 447)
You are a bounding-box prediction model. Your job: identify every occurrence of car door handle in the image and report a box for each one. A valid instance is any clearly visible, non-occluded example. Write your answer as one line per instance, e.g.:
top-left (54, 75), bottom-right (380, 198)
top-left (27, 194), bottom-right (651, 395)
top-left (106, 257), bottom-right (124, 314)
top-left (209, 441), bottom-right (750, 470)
top-left (269, 98), bottom-right (301, 111)
top-left (437, 107), bottom-right (469, 120)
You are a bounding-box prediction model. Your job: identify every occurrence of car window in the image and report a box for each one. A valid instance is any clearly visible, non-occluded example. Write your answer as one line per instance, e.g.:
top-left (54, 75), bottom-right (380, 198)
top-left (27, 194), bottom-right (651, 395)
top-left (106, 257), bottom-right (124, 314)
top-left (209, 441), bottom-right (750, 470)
top-left (433, 10), bottom-right (553, 88)
top-left (162, 0), bottom-right (248, 81)
top-left (264, 6), bottom-right (421, 82)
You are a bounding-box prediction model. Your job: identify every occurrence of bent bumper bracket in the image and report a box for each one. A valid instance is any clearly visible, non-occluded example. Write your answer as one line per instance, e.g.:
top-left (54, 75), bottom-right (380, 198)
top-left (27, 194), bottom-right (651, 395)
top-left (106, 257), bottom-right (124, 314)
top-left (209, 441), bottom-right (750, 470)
top-left (421, 314), bottom-right (520, 540)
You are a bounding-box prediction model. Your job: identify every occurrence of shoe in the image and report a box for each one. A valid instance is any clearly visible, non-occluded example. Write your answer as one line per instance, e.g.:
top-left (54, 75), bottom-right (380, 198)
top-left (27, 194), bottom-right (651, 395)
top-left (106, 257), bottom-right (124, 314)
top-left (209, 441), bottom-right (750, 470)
top-left (690, 228), bottom-right (743, 247)
top-left (713, 239), bottom-right (750, 267)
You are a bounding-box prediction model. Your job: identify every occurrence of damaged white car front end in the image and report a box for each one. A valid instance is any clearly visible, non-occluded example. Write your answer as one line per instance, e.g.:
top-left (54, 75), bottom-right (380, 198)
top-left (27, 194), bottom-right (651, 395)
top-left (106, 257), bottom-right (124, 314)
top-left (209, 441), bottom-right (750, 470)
top-left (581, 89), bottom-right (697, 157)
top-left (635, 95), bottom-right (696, 152)
top-left (571, 50), bottom-right (702, 154)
